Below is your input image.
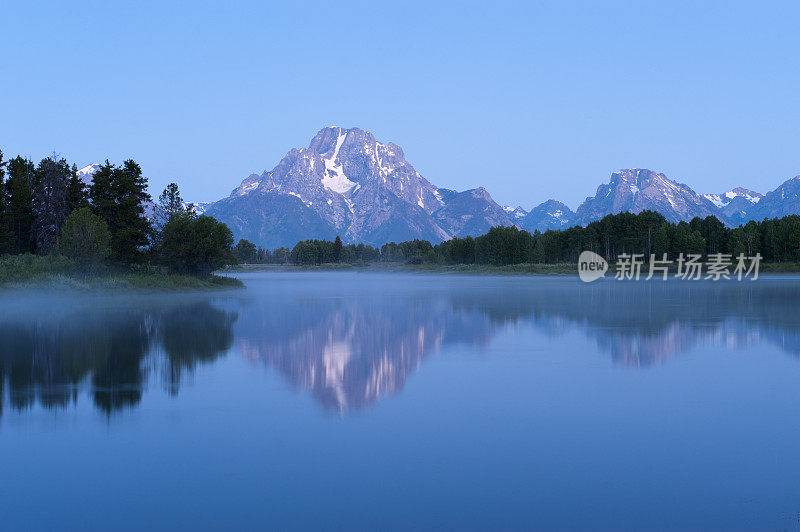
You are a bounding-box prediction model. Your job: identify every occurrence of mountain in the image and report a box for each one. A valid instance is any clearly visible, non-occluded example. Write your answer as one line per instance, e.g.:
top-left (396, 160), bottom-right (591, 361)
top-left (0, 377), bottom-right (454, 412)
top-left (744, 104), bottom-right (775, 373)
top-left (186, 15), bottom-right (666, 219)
top-left (700, 187), bottom-right (763, 225)
top-left (76, 163), bottom-right (100, 186)
top-left (520, 200), bottom-right (575, 232)
top-left (503, 205), bottom-right (528, 220)
top-left (204, 127), bottom-right (516, 248)
top-left (184, 201), bottom-right (212, 215)
top-left (746, 176), bottom-right (800, 221)
top-left (574, 168), bottom-right (720, 225)
top-left (433, 187), bottom-right (516, 237)
top-left (76, 143), bottom-right (800, 243)
top-left (701, 187), bottom-right (763, 208)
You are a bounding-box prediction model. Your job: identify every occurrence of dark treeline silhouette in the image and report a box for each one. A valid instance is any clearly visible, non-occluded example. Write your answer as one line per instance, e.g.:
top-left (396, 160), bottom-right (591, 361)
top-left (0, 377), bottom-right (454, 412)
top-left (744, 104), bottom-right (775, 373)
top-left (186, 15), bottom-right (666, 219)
top-left (233, 235), bottom-right (382, 266)
top-left (0, 301), bottom-right (237, 416)
top-left (235, 211), bottom-right (800, 266)
top-left (0, 149), bottom-right (235, 278)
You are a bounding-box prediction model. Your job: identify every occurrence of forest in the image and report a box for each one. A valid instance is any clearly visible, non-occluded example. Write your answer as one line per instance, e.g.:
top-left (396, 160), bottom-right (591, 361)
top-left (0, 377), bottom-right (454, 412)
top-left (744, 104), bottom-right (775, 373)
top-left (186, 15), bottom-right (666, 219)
top-left (235, 210), bottom-right (800, 267)
top-left (0, 149), bottom-right (237, 285)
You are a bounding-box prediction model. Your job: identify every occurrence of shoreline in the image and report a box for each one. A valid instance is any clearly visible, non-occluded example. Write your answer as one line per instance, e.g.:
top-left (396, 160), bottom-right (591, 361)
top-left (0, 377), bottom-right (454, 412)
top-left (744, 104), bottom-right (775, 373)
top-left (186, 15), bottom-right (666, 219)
top-left (5, 262), bottom-right (799, 290)
top-left (225, 261), bottom-right (800, 276)
top-left (225, 263), bottom-right (578, 275)
top-left (0, 271), bottom-right (244, 292)
top-left (0, 254), bottom-right (245, 291)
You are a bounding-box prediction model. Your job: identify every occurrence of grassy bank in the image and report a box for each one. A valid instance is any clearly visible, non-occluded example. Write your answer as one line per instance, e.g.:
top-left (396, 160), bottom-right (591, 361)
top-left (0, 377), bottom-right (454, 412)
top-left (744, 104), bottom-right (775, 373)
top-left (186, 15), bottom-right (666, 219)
top-left (0, 254), bottom-right (244, 290)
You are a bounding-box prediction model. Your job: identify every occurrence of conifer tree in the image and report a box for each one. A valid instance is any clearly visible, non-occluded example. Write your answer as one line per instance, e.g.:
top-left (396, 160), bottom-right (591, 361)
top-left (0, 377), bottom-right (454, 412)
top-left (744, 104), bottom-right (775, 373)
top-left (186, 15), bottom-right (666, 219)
top-left (113, 160), bottom-right (152, 263)
top-left (90, 160), bottom-right (152, 264)
top-left (32, 156), bottom-right (71, 254)
top-left (153, 182), bottom-right (185, 233)
top-left (0, 150), bottom-right (12, 254)
top-left (5, 156), bottom-right (36, 254)
top-left (67, 163), bottom-right (89, 212)
top-left (89, 161), bottom-right (116, 222)
top-left (333, 235), bottom-right (343, 262)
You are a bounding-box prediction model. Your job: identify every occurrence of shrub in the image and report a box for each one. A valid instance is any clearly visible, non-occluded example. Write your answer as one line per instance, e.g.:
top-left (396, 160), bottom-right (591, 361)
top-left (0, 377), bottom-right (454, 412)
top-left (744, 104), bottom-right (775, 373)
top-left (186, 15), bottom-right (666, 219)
top-left (0, 254), bottom-right (74, 285)
top-left (60, 207), bottom-right (111, 276)
top-left (160, 213), bottom-right (235, 276)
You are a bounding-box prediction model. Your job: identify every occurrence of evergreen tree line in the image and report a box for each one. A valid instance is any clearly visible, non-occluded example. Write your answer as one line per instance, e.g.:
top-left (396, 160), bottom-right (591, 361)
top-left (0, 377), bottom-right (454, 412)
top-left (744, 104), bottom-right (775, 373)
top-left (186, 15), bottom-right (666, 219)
top-left (236, 210), bottom-right (800, 267)
top-left (0, 149), bottom-right (235, 277)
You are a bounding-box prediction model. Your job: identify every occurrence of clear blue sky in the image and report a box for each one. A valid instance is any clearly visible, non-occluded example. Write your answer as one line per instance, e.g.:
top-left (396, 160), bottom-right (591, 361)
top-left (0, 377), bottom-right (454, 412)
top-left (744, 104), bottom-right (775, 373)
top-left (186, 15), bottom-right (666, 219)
top-left (2, 1), bottom-right (798, 209)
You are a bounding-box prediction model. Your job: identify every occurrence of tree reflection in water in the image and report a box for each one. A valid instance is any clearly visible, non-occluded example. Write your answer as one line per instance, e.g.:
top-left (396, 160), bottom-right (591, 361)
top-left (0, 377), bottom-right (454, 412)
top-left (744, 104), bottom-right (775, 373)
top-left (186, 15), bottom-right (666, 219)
top-left (0, 298), bottom-right (237, 416)
top-left (3, 276), bottom-right (800, 416)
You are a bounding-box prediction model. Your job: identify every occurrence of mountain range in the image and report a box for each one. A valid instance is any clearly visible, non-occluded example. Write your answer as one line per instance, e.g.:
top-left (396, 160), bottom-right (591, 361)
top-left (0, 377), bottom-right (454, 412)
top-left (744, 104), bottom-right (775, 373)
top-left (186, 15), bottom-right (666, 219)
top-left (203, 127), bottom-right (515, 248)
top-left (78, 126), bottom-right (800, 248)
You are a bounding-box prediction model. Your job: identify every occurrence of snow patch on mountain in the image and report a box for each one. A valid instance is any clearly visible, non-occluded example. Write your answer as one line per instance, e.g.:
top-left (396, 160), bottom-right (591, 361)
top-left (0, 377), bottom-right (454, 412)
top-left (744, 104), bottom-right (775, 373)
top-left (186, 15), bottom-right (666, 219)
top-left (702, 194), bottom-right (726, 208)
top-left (503, 205), bottom-right (528, 219)
top-left (520, 200), bottom-right (575, 232)
top-left (321, 129), bottom-right (358, 194)
top-left (702, 187), bottom-right (763, 209)
top-left (574, 168), bottom-right (719, 225)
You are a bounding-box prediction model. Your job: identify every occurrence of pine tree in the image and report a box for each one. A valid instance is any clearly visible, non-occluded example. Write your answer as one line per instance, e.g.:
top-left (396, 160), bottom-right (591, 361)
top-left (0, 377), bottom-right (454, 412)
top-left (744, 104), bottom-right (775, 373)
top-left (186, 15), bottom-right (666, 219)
top-left (0, 150), bottom-right (12, 254)
top-left (653, 223), bottom-right (671, 259)
top-left (688, 230), bottom-right (707, 256)
top-left (333, 235), bottom-right (343, 262)
top-left (5, 156), bottom-right (36, 254)
top-left (89, 161), bottom-right (116, 223)
top-left (114, 160), bottom-right (152, 264)
top-left (153, 182), bottom-right (185, 233)
top-left (91, 160), bottom-right (152, 264)
top-left (32, 156), bottom-right (72, 254)
top-left (67, 163), bottom-right (89, 213)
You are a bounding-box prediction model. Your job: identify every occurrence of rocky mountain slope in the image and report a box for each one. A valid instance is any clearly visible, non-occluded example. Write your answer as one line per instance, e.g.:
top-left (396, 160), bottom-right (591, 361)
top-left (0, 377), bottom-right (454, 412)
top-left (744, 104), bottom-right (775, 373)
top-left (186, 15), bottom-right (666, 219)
top-left (204, 127), bottom-right (517, 248)
top-left (700, 187), bottom-right (763, 225)
top-left (574, 168), bottom-right (721, 225)
top-left (519, 200), bottom-right (575, 232)
top-left (746, 176), bottom-right (800, 220)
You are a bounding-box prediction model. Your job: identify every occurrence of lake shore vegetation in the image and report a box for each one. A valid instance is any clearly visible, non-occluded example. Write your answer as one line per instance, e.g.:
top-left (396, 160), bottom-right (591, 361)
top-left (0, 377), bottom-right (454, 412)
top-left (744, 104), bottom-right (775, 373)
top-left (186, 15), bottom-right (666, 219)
top-left (0, 149), bottom-right (241, 289)
top-left (229, 211), bottom-right (800, 272)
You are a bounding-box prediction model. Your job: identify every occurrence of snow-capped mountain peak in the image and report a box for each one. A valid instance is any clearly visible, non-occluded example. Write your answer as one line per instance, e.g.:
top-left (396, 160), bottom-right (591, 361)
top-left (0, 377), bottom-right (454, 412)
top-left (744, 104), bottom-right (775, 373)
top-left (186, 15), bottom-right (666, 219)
top-left (503, 205), bottom-right (528, 220)
top-left (206, 126), bottom-right (517, 248)
top-left (574, 168), bottom-right (719, 225)
top-left (519, 199), bottom-right (575, 232)
top-left (701, 187), bottom-right (763, 208)
top-left (76, 163), bottom-right (101, 186)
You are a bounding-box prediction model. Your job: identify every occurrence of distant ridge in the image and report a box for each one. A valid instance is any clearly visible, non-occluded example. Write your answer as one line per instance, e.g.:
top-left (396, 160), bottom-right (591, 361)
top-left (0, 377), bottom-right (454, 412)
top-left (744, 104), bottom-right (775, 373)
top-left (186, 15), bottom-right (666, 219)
top-left (77, 128), bottom-right (800, 247)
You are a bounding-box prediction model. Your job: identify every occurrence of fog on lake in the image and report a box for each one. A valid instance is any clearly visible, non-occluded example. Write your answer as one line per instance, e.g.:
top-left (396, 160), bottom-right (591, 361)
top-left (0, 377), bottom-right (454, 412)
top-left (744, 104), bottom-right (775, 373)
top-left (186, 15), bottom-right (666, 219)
top-left (2, 273), bottom-right (800, 530)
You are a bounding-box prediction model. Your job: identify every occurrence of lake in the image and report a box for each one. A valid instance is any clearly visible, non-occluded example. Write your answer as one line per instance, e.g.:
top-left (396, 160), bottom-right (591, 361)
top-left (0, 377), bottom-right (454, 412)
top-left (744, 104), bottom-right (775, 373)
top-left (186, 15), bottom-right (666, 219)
top-left (2, 272), bottom-right (800, 530)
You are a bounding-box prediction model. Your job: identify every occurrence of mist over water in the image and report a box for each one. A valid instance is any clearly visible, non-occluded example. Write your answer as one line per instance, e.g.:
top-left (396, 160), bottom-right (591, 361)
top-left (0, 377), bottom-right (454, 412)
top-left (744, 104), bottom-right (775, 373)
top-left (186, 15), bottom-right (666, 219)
top-left (2, 273), bottom-right (800, 529)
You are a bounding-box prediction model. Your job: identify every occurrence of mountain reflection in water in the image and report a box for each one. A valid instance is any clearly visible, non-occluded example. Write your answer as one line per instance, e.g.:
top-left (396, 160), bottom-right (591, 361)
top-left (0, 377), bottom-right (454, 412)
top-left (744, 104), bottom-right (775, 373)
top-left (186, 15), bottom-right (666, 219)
top-left (2, 274), bottom-right (800, 416)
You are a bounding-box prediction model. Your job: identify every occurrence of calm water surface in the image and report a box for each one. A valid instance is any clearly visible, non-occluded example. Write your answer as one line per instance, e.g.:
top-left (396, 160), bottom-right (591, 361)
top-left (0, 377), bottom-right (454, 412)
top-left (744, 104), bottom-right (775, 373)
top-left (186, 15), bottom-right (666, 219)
top-left (2, 272), bottom-right (800, 530)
